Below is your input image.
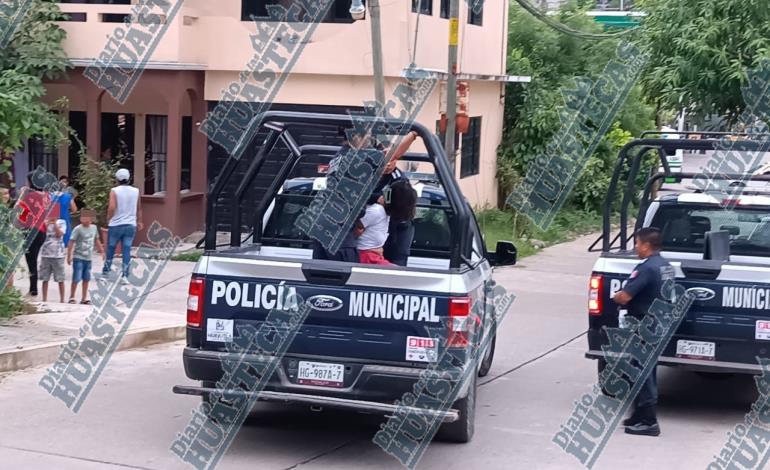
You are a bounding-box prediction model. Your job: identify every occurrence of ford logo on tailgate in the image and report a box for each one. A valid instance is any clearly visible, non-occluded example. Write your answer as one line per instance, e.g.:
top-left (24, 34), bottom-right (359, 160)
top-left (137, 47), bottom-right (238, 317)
top-left (686, 287), bottom-right (716, 301)
top-left (307, 295), bottom-right (344, 311)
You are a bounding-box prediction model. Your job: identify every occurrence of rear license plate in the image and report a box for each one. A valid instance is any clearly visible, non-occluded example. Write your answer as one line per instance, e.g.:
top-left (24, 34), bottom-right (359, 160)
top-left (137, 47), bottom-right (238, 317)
top-left (676, 340), bottom-right (715, 360)
top-left (756, 321), bottom-right (770, 340)
top-left (297, 361), bottom-right (344, 388)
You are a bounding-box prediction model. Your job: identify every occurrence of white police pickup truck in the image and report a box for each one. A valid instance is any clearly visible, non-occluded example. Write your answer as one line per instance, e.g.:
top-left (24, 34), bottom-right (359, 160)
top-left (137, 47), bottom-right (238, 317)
top-left (173, 112), bottom-right (516, 442)
top-left (587, 135), bottom-right (770, 377)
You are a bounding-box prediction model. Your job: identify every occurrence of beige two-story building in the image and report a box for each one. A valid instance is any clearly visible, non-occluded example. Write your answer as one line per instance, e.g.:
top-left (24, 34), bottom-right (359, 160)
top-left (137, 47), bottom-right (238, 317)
top-left (14, 0), bottom-right (527, 239)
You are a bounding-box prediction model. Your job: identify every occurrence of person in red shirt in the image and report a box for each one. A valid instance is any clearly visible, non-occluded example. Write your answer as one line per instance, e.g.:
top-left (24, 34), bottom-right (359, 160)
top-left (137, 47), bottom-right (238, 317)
top-left (15, 174), bottom-right (53, 297)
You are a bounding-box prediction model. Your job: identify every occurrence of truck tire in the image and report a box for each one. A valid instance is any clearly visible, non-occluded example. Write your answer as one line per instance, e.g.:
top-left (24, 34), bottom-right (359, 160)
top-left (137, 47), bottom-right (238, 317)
top-left (596, 358), bottom-right (616, 398)
top-left (477, 331), bottom-right (496, 377)
top-left (436, 373), bottom-right (477, 443)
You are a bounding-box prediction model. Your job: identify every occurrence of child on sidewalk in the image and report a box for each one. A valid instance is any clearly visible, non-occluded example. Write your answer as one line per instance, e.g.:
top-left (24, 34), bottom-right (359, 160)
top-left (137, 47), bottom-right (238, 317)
top-left (67, 209), bottom-right (104, 305)
top-left (40, 216), bottom-right (67, 303)
top-left (356, 192), bottom-right (393, 266)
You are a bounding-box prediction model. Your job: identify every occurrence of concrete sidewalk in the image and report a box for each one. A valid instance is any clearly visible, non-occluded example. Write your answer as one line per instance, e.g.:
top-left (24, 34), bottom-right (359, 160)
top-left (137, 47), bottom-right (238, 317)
top-left (0, 255), bottom-right (199, 373)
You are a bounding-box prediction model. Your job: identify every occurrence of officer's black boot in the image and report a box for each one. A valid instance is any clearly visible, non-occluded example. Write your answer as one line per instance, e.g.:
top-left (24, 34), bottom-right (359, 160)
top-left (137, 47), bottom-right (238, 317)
top-left (622, 408), bottom-right (642, 427)
top-left (624, 406), bottom-right (660, 436)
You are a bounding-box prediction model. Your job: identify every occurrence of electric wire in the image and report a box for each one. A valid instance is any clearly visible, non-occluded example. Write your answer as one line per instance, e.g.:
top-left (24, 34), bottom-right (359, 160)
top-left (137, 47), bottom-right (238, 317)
top-left (512, 0), bottom-right (640, 40)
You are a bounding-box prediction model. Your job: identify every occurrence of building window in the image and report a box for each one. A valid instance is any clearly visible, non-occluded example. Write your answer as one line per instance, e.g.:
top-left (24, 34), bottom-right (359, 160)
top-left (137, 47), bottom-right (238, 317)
top-left (181, 116), bottom-right (192, 191)
top-left (468, 2), bottom-right (483, 26)
top-left (101, 112), bottom-right (135, 171)
top-left (28, 138), bottom-right (58, 176)
top-left (146, 115), bottom-right (168, 195)
top-left (440, 0), bottom-right (449, 18)
top-left (412, 0), bottom-right (432, 15)
top-left (460, 117), bottom-right (481, 178)
top-left (241, 0), bottom-right (362, 23)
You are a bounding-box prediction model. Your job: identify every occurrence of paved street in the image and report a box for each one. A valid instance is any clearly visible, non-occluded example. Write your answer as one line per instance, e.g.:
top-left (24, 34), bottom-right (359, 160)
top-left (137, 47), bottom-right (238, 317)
top-left (0, 235), bottom-right (759, 470)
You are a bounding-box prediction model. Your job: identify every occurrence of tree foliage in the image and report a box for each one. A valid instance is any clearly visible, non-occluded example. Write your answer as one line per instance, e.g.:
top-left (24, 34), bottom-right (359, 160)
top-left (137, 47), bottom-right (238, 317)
top-left (498, 3), bottom-right (655, 215)
top-left (0, 0), bottom-right (70, 190)
top-left (638, 0), bottom-right (770, 124)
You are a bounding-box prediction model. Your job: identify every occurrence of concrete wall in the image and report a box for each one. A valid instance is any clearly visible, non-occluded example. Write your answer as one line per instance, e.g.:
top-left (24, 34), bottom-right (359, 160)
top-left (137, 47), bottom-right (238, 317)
top-left (49, 0), bottom-right (510, 212)
top-left (56, 1), bottom-right (508, 77)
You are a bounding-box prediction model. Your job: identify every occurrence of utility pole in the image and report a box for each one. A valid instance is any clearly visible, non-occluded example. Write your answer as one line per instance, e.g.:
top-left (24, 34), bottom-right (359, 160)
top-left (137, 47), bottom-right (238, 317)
top-left (350, 0), bottom-right (385, 105)
top-left (444, 0), bottom-right (460, 171)
top-left (368, 0), bottom-right (386, 105)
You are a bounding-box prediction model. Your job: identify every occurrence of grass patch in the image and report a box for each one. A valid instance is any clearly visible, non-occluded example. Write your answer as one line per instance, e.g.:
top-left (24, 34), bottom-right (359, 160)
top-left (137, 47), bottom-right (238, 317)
top-left (476, 208), bottom-right (602, 260)
top-left (171, 250), bottom-right (203, 262)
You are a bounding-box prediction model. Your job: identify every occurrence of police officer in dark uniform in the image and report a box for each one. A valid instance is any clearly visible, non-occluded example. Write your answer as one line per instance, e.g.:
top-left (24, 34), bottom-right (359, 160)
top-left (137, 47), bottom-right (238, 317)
top-left (612, 227), bottom-right (675, 437)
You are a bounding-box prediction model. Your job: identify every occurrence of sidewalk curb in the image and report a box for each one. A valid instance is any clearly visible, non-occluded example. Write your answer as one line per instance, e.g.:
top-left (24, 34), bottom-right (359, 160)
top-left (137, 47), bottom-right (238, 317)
top-left (0, 324), bottom-right (185, 374)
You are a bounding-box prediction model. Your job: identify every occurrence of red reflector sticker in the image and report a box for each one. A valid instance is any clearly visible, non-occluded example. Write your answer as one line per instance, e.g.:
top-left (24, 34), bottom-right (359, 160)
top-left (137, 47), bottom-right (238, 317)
top-left (406, 336), bottom-right (438, 362)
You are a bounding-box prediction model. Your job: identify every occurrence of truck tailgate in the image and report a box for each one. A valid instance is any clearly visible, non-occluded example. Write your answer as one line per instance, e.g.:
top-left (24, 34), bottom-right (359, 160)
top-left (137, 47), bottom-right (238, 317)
top-left (201, 266), bottom-right (449, 363)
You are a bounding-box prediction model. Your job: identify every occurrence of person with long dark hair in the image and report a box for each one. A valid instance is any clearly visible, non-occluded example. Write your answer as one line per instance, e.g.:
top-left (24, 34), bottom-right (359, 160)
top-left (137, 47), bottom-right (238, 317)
top-left (383, 179), bottom-right (418, 266)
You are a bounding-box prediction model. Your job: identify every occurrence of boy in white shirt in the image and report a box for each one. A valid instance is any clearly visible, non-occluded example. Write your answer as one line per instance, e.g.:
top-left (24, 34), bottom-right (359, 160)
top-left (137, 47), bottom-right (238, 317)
top-left (356, 192), bottom-right (392, 265)
top-left (40, 217), bottom-right (67, 302)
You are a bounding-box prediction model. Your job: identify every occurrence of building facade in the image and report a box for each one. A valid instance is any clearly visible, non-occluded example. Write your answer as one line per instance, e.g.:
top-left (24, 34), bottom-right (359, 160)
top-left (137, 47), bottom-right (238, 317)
top-left (18, 0), bottom-right (522, 240)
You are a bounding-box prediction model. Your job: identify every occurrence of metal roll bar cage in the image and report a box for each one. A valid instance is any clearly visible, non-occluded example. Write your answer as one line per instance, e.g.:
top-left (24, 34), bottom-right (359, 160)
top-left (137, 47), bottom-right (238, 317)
top-left (204, 111), bottom-right (472, 269)
top-left (590, 135), bottom-right (770, 253)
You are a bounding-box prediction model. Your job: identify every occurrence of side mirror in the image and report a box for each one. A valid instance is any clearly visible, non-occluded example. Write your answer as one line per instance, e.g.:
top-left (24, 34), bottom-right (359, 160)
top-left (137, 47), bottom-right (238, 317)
top-left (488, 240), bottom-right (517, 267)
top-left (720, 225), bottom-right (740, 236)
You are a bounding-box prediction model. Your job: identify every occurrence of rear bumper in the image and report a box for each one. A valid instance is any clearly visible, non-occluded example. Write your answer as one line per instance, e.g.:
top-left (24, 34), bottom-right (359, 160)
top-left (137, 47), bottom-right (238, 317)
top-left (173, 385), bottom-right (459, 422)
top-left (180, 347), bottom-right (469, 407)
top-left (585, 349), bottom-right (763, 374)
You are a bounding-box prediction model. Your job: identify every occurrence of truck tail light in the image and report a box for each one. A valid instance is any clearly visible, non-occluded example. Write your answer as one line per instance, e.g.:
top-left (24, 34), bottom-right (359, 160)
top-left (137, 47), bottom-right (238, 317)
top-left (588, 274), bottom-right (603, 316)
top-left (447, 296), bottom-right (471, 347)
top-left (187, 276), bottom-right (205, 328)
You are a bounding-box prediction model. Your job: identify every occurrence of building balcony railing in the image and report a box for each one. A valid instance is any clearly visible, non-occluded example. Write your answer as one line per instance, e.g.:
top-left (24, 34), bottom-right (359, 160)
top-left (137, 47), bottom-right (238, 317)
top-left (53, 0), bottom-right (508, 77)
top-left (593, 0), bottom-right (635, 11)
top-left (55, 2), bottom-right (202, 68)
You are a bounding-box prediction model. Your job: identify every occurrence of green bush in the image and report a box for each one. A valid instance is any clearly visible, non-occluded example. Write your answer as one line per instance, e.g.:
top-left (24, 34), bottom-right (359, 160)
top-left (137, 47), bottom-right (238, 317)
top-left (498, 3), bottom-right (656, 220)
top-left (76, 151), bottom-right (124, 227)
top-left (0, 286), bottom-right (24, 318)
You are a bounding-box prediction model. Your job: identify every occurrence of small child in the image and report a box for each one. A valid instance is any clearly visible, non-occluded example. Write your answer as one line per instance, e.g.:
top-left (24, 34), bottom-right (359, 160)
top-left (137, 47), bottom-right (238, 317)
top-left (356, 192), bottom-right (392, 265)
top-left (67, 209), bottom-right (104, 304)
top-left (40, 216), bottom-right (67, 303)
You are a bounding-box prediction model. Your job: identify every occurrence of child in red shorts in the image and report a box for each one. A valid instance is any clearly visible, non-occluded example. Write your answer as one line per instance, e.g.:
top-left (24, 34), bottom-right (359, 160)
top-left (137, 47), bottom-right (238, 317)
top-left (356, 194), bottom-right (393, 265)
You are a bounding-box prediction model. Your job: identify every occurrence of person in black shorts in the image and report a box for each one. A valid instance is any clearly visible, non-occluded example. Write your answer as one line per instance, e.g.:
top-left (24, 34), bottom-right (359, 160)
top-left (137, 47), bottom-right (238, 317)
top-left (612, 227), bottom-right (675, 437)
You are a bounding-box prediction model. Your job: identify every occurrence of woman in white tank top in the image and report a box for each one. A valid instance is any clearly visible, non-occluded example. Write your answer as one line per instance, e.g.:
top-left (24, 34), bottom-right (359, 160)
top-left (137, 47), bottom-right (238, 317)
top-left (102, 169), bottom-right (143, 281)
